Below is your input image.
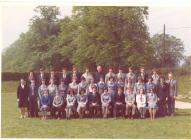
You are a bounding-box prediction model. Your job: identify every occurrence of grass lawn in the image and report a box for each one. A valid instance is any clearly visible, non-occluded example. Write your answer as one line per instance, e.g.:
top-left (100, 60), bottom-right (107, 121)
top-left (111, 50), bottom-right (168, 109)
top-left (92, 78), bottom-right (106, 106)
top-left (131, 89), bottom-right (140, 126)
top-left (1, 76), bottom-right (191, 138)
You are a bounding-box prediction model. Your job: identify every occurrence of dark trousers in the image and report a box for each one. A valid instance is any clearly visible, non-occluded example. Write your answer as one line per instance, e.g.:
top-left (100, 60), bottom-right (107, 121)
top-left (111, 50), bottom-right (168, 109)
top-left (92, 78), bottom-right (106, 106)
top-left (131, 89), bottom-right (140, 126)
top-left (51, 106), bottom-right (63, 118)
top-left (89, 104), bottom-right (100, 118)
top-left (168, 97), bottom-right (175, 115)
top-left (158, 99), bottom-right (167, 116)
top-left (114, 103), bottom-right (125, 118)
top-left (29, 96), bottom-right (38, 117)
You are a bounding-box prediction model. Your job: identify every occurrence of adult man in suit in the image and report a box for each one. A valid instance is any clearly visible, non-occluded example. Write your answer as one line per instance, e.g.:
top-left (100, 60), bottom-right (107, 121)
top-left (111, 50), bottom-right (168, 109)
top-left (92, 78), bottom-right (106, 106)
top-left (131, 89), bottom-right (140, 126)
top-left (60, 67), bottom-right (71, 85)
top-left (94, 65), bottom-right (105, 83)
top-left (28, 79), bottom-right (39, 117)
top-left (166, 72), bottom-right (177, 116)
top-left (137, 67), bottom-right (148, 83)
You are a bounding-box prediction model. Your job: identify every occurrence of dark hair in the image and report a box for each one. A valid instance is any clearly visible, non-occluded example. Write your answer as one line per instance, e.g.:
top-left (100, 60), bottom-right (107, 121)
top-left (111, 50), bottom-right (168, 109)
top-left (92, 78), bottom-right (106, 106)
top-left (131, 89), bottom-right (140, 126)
top-left (109, 76), bottom-right (114, 80)
top-left (79, 88), bottom-right (86, 94)
top-left (81, 76), bottom-right (86, 81)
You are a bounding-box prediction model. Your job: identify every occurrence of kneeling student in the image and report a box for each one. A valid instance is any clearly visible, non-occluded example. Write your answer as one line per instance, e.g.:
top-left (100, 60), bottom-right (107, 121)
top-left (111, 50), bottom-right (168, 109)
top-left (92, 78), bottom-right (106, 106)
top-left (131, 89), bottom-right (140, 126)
top-left (101, 88), bottom-right (111, 118)
top-left (51, 90), bottom-right (64, 119)
top-left (136, 88), bottom-right (146, 119)
top-left (77, 89), bottom-right (88, 118)
top-left (40, 90), bottom-right (50, 120)
top-left (147, 89), bottom-right (158, 120)
top-left (125, 88), bottom-right (136, 119)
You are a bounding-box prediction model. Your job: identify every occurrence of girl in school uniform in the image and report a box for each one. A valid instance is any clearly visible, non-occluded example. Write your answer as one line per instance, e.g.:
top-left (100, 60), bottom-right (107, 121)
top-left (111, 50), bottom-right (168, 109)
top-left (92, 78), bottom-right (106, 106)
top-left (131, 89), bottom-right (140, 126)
top-left (78, 77), bottom-right (88, 95)
top-left (88, 79), bottom-right (97, 94)
top-left (77, 89), bottom-right (88, 118)
top-left (38, 79), bottom-right (47, 108)
top-left (40, 90), bottom-right (50, 120)
top-left (147, 89), bottom-right (158, 120)
top-left (51, 90), bottom-right (64, 119)
top-left (136, 88), bottom-right (146, 119)
top-left (133, 77), bottom-right (145, 95)
top-left (68, 77), bottom-right (78, 95)
top-left (152, 68), bottom-right (160, 86)
top-left (65, 89), bottom-right (77, 120)
top-left (145, 77), bottom-right (155, 94)
top-left (117, 77), bottom-right (125, 90)
top-left (47, 78), bottom-right (58, 109)
top-left (101, 88), bottom-right (111, 118)
top-left (17, 78), bottom-right (29, 119)
top-left (97, 76), bottom-right (106, 95)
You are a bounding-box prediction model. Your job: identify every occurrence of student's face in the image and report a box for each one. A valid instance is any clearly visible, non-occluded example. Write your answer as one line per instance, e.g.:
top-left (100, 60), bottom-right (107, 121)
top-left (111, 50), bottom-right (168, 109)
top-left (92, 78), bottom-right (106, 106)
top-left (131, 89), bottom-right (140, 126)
top-left (100, 78), bottom-right (104, 82)
top-left (104, 90), bottom-right (108, 94)
top-left (119, 69), bottom-right (122, 73)
top-left (140, 89), bottom-right (144, 94)
top-left (153, 71), bottom-right (157, 74)
top-left (97, 66), bottom-right (102, 72)
top-left (85, 69), bottom-right (89, 73)
top-left (148, 78), bottom-right (152, 82)
top-left (61, 81), bottom-right (65, 85)
top-left (129, 68), bottom-right (132, 73)
top-left (31, 81), bottom-right (35, 86)
top-left (109, 69), bottom-right (113, 73)
top-left (160, 78), bottom-right (164, 83)
top-left (140, 68), bottom-right (144, 73)
top-left (93, 88), bottom-right (97, 93)
top-left (50, 80), bottom-right (54, 84)
top-left (168, 74), bottom-right (173, 80)
top-left (127, 89), bottom-right (131, 94)
top-left (20, 79), bottom-right (25, 85)
top-left (42, 81), bottom-right (45, 85)
top-left (73, 78), bottom-right (77, 83)
top-left (62, 69), bottom-right (66, 73)
top-left (51, 71), bottom-right (54, 75)
top-left (118, 89), bottom-right (122, 94)
top-left (110, 78), bottom-right (113, 82)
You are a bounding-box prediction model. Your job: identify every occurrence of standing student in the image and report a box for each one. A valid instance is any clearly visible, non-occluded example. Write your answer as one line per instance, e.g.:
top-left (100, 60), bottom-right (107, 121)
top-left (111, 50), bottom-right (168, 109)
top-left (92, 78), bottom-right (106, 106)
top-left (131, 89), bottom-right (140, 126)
top-left (65, 89), bottom-right (77, 120)
top-left (60, 67), bottom-right (71, 85)
top-left (37, 68), bottom-right (48, 86)
top-left (68, 77), bottom-right (78, 95)
top-left (147, 89), bottom-right (158, 120)
top-left (82, 67), bottom-right (94, 84)
top-left (51, 90), bottom-right (64, 119)
top-left (166, 72), bottom-right (177, 116)
top-left (28, 71), bottom-right (36, 85)
top-left (101, 88), bottom-right (111, 118)
top-left (152, 68), bottom-right (160, 86)
top-left (145, 77), bottom-right (155, 94)
top-left (105, 67), bottom-right (116, 83)
top-left (49, 70), bottom-right (59, 86)
top-left (47, 78), bottom-right (57, 109)
top-left (77, 89), bottom-right (88, 119)
top-left (136, 88), bottom-right (146, 119)
top-left (70, 66), bottom-right (81, 84)
top-left (17, 78), bottom-right (29, 119)
top-left (94, 65), bottom-right (105, 83)
top-left (124, 78), bottom-right (135, 93)
top-left (133, 77), bottom-right (145, 95)
top-left (58, 79), bottom-right (68, 99)
top-left (40, 90), bottom-right (50, 120)
top-left (117, 77), bottom-right (125, 90)
top-left (137, 67), bottom-right (148, 83)
top-left (116, 67), bottom-right (126, 82)
top-left (38, 79), bottom-right (47, 108)
top-left (97, 76), bottom-right (106, 95)
top-left (113, 87), bottom-right (125, 119)
top-left (78, 77), bottom-right (88, 95)
top-left (89, 87), bottom-right (101, 118)
top-left (125, 88), bottom-right (136, 119)
top-left (107, 77), bottom-right (117, 101)
top-left (28, 79), bottom-right (38, 117)
top-left (126, 67), bottom-right (136, 85)
top-left (157, 76), bottom-right (169, 117)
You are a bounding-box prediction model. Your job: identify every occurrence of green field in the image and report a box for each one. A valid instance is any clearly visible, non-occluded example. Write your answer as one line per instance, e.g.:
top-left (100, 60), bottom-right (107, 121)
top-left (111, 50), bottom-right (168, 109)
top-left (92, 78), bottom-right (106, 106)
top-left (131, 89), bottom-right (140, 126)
top-left (1, 76), bottom-right (191, 138)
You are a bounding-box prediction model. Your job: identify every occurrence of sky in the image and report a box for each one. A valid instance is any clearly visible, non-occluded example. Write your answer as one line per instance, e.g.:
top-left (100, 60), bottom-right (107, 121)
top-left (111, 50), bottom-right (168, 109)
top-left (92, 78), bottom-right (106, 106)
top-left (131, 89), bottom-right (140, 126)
top-left (1, 6), bottom-right (191, 56)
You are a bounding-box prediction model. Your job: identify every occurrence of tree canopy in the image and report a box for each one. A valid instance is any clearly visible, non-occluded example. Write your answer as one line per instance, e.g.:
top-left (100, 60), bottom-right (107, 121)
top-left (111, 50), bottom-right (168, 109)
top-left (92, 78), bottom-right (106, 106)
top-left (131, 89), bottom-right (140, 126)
top-left (2, 6), bottom-right (185, 72)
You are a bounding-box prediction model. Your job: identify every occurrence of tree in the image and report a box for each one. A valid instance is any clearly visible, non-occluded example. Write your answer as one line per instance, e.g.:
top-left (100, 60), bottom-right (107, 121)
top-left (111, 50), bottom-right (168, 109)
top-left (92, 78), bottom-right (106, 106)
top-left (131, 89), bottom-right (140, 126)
top-left (150, 33), bottom-right (185, 68)
top-left (182, 55), bottom-right (191, 68)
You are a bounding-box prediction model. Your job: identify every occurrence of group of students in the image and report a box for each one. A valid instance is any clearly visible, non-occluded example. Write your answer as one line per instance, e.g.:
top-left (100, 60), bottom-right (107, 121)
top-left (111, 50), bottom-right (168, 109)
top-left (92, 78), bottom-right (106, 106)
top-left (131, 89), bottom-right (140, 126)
top-left (17, 65), bottom-right (177, 120)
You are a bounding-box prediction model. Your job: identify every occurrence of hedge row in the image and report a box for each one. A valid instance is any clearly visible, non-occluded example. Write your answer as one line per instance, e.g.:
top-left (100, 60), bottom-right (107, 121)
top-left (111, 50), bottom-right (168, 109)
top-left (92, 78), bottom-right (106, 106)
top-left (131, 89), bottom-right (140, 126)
top-left (2, 68), bottom-right (190, 81)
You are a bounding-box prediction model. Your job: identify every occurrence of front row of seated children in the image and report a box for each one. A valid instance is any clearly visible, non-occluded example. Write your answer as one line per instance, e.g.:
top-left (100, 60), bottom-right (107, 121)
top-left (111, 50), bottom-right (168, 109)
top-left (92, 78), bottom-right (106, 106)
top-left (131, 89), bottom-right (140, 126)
top-left (39, 86), bottom-right (158, 120)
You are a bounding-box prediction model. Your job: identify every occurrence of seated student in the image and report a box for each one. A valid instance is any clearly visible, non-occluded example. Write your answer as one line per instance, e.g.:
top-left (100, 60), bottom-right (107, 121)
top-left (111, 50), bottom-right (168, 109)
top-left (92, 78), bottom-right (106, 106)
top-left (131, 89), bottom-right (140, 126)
top-left (29, 79), bottom-right (38, 118)
top-left (125, 88), bottom-right (136, 119)
top-left (77, 89), bottom-right (88, 119)
top-left (68, 77), bottom-right (78, 95)
top-left (117, 77), bottom-right (125, 90)
top-left (101, 88), bottom-right (111, 118)
top-left (113, 87), bottom-right (125, 119)
top-left (147, 89), bottom-right (158, 120)
top-left (17, 78), bottom-right (29, 119)
top-left (89, 87), bottom-right (101, 118)
top-left (65, 89), bottom-right (77, 120)
top-left (40, 90), bottom-right (50, 120)
top-left (51, 90), bottom-right (64, 119)
top-left (78, 77), bottom-right (88, 95)
top-left (97, 76), bottom-right (106, 95)
top-left (136, 88), bottom-right (146, 119)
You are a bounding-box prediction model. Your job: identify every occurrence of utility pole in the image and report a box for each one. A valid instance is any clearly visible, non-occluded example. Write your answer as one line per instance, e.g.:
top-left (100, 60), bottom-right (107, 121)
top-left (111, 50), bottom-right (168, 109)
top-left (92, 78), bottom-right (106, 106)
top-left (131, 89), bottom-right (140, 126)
top-left (163, 24), bottom-right (166, 68)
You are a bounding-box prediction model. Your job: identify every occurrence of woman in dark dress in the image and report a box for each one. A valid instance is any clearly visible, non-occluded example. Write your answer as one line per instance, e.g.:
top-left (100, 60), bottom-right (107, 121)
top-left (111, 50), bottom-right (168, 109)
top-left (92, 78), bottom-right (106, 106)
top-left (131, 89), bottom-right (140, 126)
top-left (17, 78), bottom-right (29, 119)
